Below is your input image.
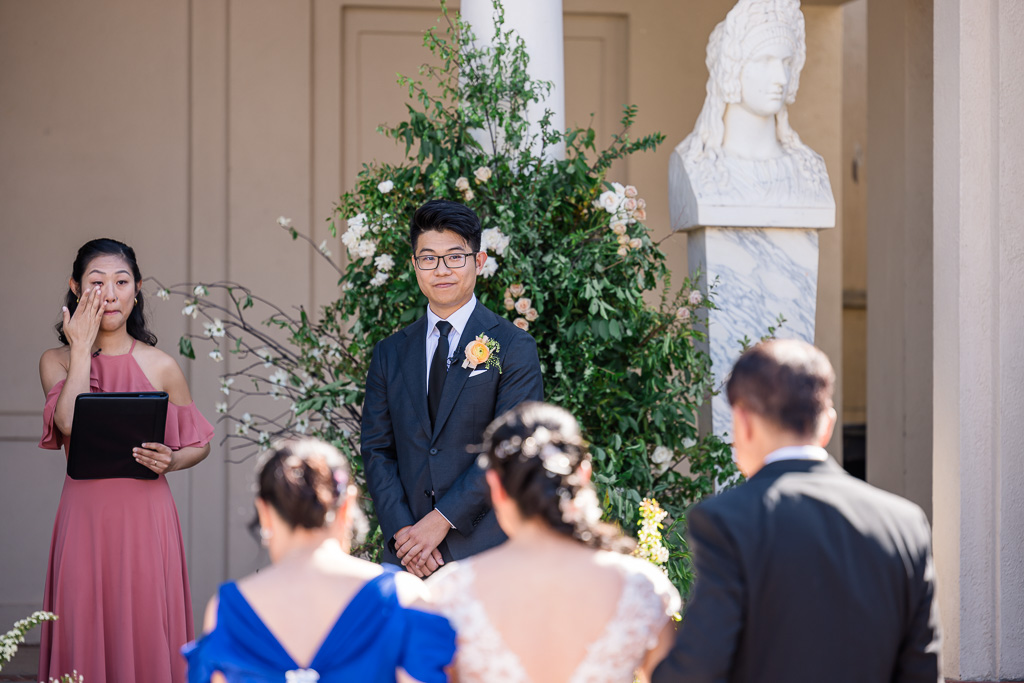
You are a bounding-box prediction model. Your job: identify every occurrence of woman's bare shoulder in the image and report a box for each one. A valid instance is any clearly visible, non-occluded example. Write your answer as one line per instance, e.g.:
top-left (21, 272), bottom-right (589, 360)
top-left (132, 343), bottom-right (192, 402)
top-left (39, 346), bottom-right (70, 393)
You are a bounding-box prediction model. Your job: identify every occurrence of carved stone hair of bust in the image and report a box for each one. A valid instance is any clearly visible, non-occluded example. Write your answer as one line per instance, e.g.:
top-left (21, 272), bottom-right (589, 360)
top-left (670, 0), bottom-right (835, 228)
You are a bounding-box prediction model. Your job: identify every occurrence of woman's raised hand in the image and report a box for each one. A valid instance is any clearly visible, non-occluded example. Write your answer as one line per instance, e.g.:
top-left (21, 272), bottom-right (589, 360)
top-left (62, 285), bottom-right (105, 351)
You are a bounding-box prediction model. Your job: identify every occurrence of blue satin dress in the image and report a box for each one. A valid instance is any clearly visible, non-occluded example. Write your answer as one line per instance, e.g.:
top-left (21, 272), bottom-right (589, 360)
top-left (182, 566), bottom-right (455, 683)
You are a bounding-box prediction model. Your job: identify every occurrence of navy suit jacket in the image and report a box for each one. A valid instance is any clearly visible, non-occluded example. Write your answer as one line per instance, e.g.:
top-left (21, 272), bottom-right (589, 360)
top-left (653, 458), bottom-right (942, 683)
top-left (360, 302), bottom-right (543, 563)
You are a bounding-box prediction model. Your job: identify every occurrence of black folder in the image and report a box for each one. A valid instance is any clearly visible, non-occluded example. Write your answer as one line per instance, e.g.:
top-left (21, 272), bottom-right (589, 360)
top-left (67, 392), bottom-right (169, 480)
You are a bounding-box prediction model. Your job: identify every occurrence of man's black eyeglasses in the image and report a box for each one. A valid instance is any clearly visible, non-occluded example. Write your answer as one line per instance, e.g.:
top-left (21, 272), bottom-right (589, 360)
top-left (413, 253), bottom-right (477, 270)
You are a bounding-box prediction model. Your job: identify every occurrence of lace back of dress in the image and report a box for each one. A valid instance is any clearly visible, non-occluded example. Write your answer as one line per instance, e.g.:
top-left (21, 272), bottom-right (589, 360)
top-left (430, 557), bottom-right (678, 683)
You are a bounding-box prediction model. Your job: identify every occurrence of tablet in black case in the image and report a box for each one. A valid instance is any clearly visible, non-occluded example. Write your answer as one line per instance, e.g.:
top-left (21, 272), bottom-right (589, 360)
top-left (68, 392), bottom-right (169, 480)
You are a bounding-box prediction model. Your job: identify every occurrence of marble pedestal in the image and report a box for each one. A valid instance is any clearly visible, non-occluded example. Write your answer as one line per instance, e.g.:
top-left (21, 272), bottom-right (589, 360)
top-left (687, 226), bottom-right (821, 438)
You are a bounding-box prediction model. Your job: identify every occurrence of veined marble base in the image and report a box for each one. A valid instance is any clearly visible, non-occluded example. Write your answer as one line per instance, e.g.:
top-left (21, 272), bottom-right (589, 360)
top-left (687, 226), bottom-right (820, 439)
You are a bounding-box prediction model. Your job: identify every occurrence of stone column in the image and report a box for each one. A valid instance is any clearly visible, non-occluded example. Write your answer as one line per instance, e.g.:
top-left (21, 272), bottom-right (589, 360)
top-left (932, 0), bottom-right (1024, 679)
top-left (459, 0), bottom-right (566, 160)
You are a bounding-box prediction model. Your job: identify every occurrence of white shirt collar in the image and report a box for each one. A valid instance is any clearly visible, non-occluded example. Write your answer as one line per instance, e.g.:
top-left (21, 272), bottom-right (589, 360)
top-left (426, 295), bottom-right (477, 339)
top-left (763, 445), bottom-right (829, 466)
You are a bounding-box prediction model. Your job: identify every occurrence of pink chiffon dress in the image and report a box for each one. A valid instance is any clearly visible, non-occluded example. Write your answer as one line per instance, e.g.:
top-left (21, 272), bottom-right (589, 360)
top-left (37, 340), bottom-right (215, 683)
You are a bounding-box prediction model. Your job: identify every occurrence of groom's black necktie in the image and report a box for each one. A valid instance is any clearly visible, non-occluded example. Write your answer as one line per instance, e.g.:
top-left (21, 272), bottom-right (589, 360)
top-left (428, 320), bottom-right (453, 427)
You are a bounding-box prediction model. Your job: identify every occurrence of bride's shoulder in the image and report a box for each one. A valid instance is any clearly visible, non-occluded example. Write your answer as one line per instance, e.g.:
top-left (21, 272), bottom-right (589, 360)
top-left (598, 552), bottom-right (681, 616)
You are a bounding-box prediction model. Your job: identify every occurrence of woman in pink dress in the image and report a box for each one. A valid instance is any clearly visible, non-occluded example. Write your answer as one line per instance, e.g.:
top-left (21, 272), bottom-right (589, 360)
top-left (37, 238), bottom-right (215, 683)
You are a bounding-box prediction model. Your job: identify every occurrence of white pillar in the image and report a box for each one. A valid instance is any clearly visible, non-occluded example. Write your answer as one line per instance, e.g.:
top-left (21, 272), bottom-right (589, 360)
top-left (459, 0), bottom-right (565, 160)
top-left (933, 0), bottom-right (1024, 679)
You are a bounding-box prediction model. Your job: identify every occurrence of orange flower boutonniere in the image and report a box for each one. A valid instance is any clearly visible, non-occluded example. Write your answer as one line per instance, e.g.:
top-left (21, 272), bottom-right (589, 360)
top-left (462, 334), bottom-right (502, 372)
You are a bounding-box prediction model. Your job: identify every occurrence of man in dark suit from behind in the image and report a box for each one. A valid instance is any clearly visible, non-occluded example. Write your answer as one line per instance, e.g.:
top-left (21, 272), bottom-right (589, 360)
top-left (360, 199), bottom-right (543, 578)
top-left (653, 339), bottom-right (942, 683)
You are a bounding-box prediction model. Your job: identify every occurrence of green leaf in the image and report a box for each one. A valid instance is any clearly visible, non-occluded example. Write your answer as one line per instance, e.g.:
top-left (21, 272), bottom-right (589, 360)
top-left (178, 337), bottom-right (195, 360)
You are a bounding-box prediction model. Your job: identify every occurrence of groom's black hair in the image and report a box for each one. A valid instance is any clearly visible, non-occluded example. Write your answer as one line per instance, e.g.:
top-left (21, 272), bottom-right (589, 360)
top-left (410, 199), bottom-right (482, 253)
top-left (726, 339), bottom-right (835, 438)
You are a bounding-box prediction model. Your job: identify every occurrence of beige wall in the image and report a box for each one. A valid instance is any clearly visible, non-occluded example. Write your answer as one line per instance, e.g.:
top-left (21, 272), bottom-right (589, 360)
top-left (865, 0), bottom-right (934, 517)
top-left (933, 0), bottom-right (1024, 677)
top-left (0, 0), bottom-right (853, 654)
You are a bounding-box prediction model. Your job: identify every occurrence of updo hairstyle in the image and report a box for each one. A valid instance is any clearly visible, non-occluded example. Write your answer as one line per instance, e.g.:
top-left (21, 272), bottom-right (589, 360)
top-left (255, 439), bottom-right (350, 530)
top-left (480, 402), bottom-right (633, 553)
top-left (57, 238), bottom-right (157, 346)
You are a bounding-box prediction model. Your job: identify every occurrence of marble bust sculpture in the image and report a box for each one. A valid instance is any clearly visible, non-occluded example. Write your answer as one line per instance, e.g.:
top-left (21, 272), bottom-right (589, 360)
top-left (669, 0), bottom-right (836, 229)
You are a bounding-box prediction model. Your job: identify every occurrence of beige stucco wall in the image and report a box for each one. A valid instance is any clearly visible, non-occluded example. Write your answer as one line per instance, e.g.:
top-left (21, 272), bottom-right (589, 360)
top-left (865, 0), bottom-right (934, 517)
top-left (933, 0), bottom-right (1024, 677)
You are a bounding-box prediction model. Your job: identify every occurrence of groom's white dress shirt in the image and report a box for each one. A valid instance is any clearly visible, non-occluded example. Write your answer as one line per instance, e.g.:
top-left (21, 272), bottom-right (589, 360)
top-left (425, 295), bottom-right (478, 392)
top-left (763, 445), bottom-right (829, 466)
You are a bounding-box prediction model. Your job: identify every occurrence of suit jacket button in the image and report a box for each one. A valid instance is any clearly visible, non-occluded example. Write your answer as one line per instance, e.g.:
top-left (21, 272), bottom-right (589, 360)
top-left (429, 448), bottom-right (438, 455)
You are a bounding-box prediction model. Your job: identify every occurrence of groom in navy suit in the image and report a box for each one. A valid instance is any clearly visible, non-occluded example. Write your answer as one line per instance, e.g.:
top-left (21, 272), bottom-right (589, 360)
top-left (361, 199), bottom-right (543, 577)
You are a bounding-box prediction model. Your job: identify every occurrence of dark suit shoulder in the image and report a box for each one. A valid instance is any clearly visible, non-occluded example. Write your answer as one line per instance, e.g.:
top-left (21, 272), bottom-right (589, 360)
top-left (376, 316), bottom-right (425, 350)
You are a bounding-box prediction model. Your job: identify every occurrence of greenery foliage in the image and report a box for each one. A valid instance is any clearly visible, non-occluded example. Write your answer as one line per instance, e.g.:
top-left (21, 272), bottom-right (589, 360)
top-left (156, 0), bottom-right (736, 595)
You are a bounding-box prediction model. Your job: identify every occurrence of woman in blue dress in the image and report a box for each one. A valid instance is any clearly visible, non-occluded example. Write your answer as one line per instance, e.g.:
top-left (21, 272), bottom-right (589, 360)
top-left (183, 439), bottom-right (455, 683)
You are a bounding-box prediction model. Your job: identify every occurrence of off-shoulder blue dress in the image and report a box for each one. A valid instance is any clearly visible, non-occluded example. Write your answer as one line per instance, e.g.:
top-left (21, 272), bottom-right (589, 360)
top-left (182, 566), bottom-right (455, 683)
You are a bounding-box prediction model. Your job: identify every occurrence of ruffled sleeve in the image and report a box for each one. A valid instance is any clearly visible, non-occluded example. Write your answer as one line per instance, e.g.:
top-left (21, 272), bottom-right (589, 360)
top-left (39, 380), bottom-right (67, 450)
top-left (165, 401), bottom-right (215, 450)
top-left (40, 375), bottom-right (103, 450)
top-left (398, 608), bottom-right (457, 683)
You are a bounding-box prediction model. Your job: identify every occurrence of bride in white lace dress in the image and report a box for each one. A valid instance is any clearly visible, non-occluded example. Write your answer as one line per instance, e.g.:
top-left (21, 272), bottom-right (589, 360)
top-left (427, 402), bottom-right (680, 683)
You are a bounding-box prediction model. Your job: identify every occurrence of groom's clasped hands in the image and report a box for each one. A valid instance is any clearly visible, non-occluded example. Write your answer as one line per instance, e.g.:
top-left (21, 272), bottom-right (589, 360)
top-left (393, 509), bottom-right (449, 577)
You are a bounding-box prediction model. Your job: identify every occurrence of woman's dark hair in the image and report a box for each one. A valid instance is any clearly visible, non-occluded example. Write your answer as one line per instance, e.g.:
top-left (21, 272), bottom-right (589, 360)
top-left (480, 402), bottom-right (633, 553)
top-left (56, 238), bottom-right (157, 346)
top-left (254, 439), bottom-right (351, 531)
top-left (409, 199), bottom-right (482, 253)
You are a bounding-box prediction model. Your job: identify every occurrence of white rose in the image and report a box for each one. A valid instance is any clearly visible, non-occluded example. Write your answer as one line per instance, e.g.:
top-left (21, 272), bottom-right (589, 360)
top-left (652, 446), bottom-right (673, 464)
top-left (479, 257), bottom-right (498, 278)
top-left (624, 185), bottom-right (638, 198)
top-left (513, 317), bottom-right (529, 331)
top-left (455, 176), bottom-right (470, 192)
top-left (356, 240), bottom-right (377, 259)
top-left (676, 307), bottom-right (691, 322)
top-left (509, 283), bottom-right (525, 297)
top-left (377, 180), bottom-right (394, 193)
top-left (525, 308), bottom-right (538, 322)
top-left (611, 182), bottom-right (625, 196)
top-left (463, 189), bottom-right (475, 201)
top-left (617, 246), bottom-right (629, 257)
top-left (611, 221), bottom-right (627, 235)
top-left (474, 166), bottom-right (492, 184)
top-left (374, 254), bottom-right (395, 272)
top-left (599, 191), bottom-right (619, 213)
top-left (369, 271), bottom-right (389, 287)
top-left (504, 297), bottom-right (516, 311)
top-left (623, 197), bottom-right (638, 212)
top-left (514, 297), bottom-right (531, 315)
top-left (348, 213), bottom-right (366, 228)
top-left (688, 290), bottom-right (704, 306)
top-left (629, 238), bottom-right (642, 250)
top-left (481, 227), bottom-right (510, 257)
